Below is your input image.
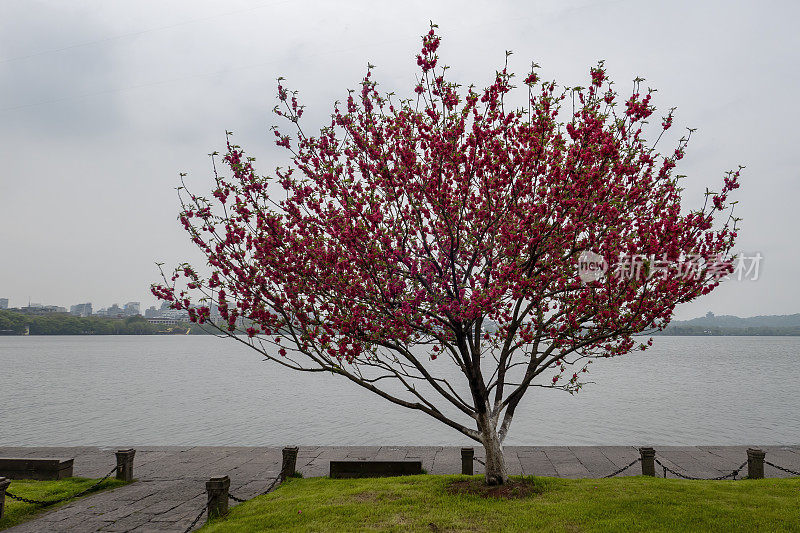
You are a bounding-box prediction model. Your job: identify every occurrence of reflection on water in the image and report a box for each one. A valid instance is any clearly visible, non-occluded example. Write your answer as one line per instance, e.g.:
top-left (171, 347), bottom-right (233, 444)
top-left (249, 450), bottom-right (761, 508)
top-left (1, 335), bottom-right (798, 446)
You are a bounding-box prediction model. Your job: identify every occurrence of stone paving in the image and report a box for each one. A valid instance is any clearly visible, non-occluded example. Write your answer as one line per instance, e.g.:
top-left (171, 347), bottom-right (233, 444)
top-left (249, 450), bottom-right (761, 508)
top-left (2, 445), bottom-right (798, 532)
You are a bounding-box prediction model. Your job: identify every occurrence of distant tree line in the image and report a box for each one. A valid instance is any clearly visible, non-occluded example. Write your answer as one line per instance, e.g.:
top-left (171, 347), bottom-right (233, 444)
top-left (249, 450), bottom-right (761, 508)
top-left (653, 325), bottom-right (800, 336)
top-left (0, 310), bottom-right (215, 335)
top-left (5, 308), bottom-right (798, 337)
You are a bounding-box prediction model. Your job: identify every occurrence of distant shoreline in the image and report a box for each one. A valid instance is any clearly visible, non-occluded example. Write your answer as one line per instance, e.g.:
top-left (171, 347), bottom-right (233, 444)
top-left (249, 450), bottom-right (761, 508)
top-left (4, 308), bottom-right (800, 337)
top-left (652, 331), bottom-right (800, 337)
top-left (0, 309), bottom-right (214, 336)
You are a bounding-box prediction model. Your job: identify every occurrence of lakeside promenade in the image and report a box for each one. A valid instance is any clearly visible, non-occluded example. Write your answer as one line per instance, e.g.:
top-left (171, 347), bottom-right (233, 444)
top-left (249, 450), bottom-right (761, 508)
top-left (2, 445), bottom-right (799, 532)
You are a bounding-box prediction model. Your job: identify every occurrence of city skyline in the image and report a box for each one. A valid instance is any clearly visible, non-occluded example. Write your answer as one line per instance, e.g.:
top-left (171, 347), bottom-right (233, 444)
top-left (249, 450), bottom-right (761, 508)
top-left (0, 296), bottom-right (157, 314)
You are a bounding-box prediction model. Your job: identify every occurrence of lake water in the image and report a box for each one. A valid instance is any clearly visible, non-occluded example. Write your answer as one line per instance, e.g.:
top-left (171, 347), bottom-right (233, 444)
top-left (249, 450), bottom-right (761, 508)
top-left (0, 335), bottom-right (798, 447)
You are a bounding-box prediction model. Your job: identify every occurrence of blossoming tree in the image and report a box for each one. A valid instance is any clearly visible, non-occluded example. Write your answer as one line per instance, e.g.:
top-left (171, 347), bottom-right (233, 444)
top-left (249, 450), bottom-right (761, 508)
top-left (153, 26), bottom-right (741, 484)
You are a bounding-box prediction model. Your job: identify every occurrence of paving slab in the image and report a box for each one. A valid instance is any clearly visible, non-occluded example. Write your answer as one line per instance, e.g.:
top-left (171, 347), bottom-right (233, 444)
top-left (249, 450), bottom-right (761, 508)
top-left (541, 447), bottom-right (592, 478)
top-left (515, 449), bottom-right (558, 476)
top-left (568, 446), bottom-right (618, 477)
top-left (656, 447), bottom-right (731, 479)
top-left (592, 446), bottom-right (639, 477)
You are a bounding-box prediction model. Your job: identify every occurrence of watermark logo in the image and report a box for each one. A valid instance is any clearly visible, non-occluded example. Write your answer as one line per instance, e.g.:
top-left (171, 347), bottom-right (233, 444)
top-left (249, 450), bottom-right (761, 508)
top-left (731, 252), bottom-right (763, 281)
top-left (576, 252), bottom-right (762, 282)
top-left (577, 250), bottom-right (608, 283)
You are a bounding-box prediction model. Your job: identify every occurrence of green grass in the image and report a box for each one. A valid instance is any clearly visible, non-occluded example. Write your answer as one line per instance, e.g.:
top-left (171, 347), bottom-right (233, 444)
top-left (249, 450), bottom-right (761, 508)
top-left (0, 477), bottom-right (127, 530)
top-left (201, 475), bottom-right (800, 532)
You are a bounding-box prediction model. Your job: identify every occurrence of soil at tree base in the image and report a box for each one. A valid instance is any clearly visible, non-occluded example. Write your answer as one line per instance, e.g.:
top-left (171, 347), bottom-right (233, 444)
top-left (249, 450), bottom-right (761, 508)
top-left (446, 477), bottom-right (548, 499)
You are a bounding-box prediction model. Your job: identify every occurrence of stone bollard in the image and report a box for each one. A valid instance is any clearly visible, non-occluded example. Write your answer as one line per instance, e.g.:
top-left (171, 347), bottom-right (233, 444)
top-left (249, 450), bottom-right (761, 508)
top-left (280, 446), bottom-right (299, 481)
top-left (115, 449), bottom-right (136, 482)
top-left (461, 448), bottom-right (474, 476)
top-left (206, 475), bottom-right (231, 520)
top-left (747, 448), bottom-right (766, 479)
top-left (0, 477), bottom-right (10, 520)
top-left (639, 447), bottom-right (656, 476)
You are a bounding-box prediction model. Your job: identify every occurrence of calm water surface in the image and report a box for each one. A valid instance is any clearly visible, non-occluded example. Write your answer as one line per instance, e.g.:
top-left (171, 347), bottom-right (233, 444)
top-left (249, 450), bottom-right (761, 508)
top-left (1, 335), bottom-right (798, 446)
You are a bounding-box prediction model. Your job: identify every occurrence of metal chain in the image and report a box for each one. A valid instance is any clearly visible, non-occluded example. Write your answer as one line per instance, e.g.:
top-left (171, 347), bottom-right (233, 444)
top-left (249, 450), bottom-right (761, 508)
top-left (653, 459), bottom-right (702, 480)
top-left (602, 457), bottom-right (640, 478)
top-left (182, 495), bottom-right (211, 533)
top-left (260, 476), bottom-right (280, 495)
top-left (226, 475), bottom-right (282, 505)
top-left (5, 466), bottom-right (118, 506)
top-left (765, 460), bottom-right (800, 476)
top-left (655, 458), bottom-right (747, 480)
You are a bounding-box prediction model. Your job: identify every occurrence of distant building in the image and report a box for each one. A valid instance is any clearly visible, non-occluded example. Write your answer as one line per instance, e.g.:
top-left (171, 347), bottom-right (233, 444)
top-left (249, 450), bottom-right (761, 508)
top-left (70, 303), bottom-right (93, 317)
top-left (98, 303), bottom-right (125, 319)
top-left (0, 298), bottom-right (8, 310)
top-left (146, 317), bottom-right (186, 326)
top-left (16, 305), bottom-right (67, 315)
top-left (162, 309), bottom-right (190, 321)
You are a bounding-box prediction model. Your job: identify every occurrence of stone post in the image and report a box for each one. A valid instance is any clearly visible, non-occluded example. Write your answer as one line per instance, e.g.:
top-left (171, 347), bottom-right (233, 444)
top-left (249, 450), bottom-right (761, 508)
top-left (639, 447), bottom-right (656, 476)
top-left (115, 449), bottom-right (136, 482)
top-left (206, 475), bottom-right (230, 520)
top-left (280, 446), bottom-right (298, 481)
top-left (747, 448), bottom-right (766, 479)
top-left (0, 477), bottom-right (11, 520)
top-left (461, 448), bottom-right (474, 475)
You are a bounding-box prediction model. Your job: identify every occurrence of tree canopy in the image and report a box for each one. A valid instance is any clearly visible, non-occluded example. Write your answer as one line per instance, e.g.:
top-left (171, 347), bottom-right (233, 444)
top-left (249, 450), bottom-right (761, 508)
top-left (154, 26), bottom-right (740, 484)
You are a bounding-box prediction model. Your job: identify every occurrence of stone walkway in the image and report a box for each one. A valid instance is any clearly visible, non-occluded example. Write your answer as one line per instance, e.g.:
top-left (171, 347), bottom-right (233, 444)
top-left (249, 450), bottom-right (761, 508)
top-left (2, 445), bottom-right (798, 532)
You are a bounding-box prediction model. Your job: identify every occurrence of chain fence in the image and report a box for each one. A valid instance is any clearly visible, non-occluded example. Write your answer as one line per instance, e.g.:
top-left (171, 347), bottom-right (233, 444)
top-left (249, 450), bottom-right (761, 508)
top-left (764, 460), bottom-right (800, 477)
top-left (7, 447), bottom-right (794, 533)
top-left (654, 458), bottom-right (747, 480)
top-left (226, 492), bottom-right (248, 503)
top-left (598, 452), bottom-right (800, 481)
top-left (602, 457), bottom-right (641, 478)
top-left (259, 476), bottom-right (281, 496)
top-left (5, 466), bottom-right (118, 506)
top-left (182, 495), bottom-right (212, 533)
top-left (181, 475), bottom-right (282, 532)
top-left (227, 474), bottom-right (281, 503)
top-left (470, 451), bottom-right (800, 480)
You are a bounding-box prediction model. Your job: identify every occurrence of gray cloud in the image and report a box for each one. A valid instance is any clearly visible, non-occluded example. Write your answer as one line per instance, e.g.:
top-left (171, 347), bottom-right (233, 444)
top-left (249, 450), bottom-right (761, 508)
top-left (0, 0), bottom-right (797, 319)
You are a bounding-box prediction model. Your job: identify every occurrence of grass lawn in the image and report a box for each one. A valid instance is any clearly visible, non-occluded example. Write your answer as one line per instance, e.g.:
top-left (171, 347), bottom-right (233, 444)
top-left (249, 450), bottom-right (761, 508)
top-left (201, 475), bottom-right (800, 532)
top-left (0, 477), bottom-right (127, 530)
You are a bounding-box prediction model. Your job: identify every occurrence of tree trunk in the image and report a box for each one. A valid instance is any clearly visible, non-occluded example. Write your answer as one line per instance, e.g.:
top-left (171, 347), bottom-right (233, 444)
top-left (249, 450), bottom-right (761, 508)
top-left (478, 413), bottom-right (508, 485)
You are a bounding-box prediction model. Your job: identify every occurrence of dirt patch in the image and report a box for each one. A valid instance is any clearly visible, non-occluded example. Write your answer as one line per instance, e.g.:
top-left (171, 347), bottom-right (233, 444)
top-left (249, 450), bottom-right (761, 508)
top-left (446, 478), bottom-right (548, 499)
top-left (351, 491), bottom-right (380, 502)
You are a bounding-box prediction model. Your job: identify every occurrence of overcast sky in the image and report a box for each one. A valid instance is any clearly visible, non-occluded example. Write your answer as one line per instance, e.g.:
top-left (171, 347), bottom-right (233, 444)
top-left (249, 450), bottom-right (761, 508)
top-left (1, 0), bottom-right (797, 319)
